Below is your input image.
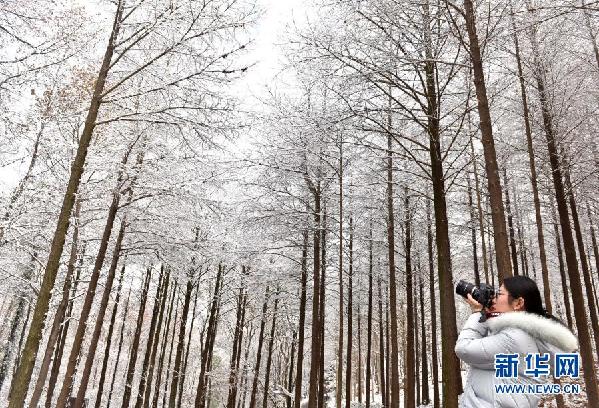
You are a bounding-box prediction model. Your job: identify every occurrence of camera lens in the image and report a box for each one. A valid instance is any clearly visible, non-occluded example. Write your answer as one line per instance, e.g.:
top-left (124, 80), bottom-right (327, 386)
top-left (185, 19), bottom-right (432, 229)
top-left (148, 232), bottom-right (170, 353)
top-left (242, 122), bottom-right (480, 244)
top-left (456, 280), bottom-right (475, 298)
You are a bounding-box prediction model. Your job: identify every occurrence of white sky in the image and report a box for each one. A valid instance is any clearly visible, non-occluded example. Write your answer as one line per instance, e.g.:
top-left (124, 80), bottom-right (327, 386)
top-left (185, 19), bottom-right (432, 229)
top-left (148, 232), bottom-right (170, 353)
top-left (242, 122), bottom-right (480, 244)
top-left (235, 0), bottom-right (307, 99)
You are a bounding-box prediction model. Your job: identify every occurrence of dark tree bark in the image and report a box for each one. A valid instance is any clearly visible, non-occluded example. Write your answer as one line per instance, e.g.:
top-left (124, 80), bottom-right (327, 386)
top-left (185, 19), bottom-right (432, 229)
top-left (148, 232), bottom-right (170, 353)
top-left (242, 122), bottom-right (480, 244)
top-left (463, 0), bottom-right (513, 283)
top-left (469, 136), bottom-right (490, 283)
top-left (28, 200), bottom-right (81, 408)
top-left (169, 278), bottom-right (193, 408)
top-left (336, 138), bottom-right (344, 408)
top-left (262, 292), bottom-right (279, 408)
top-left (177, 282), bottom-right (200, 408)
top-left (419, 272), bottom-right (429, 405)
top-left (307, 181), bottom-right (322, 408)
top-left (385, 123), bottom-right (400, 408)
top-left (162, 288), bottom-right (181, 408)
top-left (404, 192), bottom-right (415, 408)
top-left (318, 207), bottom-right (327, 408)
top-left (106, 287), bottom-right (132, 408)
top-left (0, 280), bottom-right (30, 392)
top-left (365, 224), bottom-right (373, 408)
top-left (136, 267), bottom-right (169, 408)
top-left (415, 285), bottom-right (420, 407)
top-left (93, 263), bottom-right (127, 408)
top-left (8, 3), bottom-right (125, 404)
top-left (588, 205), bottom-right (599, 283)
top-left (377, 277), bottom-right (386, 408)
top-left (426, 202), bottom-right (440, 408)
top-left (294, 231), bottom-right (308, 408)
top-left (73, 218), bottom-right (128, 408)
top-left (529, 12), bottom-right (599, 396)
top-left (248, 286), bottom-right (270, 408)
top-left (239, 326), bottom-right (256, 408)
top-left (287, 330), bottom-right (297, 408)
top-left (201, 282), bottom-right (223, 408)
top-left (503, 170), bottom-right (520, 276)
top-left (46, 243), bottom-right (86, 408)
top-left (466, 175), bottom-right (481, 286)
top-left (227, 271), bottom-right (248, 408)
top-left (345, 216), bottom-right (354, 408)
top-left (195, 265), bottom-right (223, 408)
top-left (551, 203), bottom-right (574, 330)
top-left (564, 169), bottom-right (599, 360)
top-left (152, 282), bottom-right (177, 408)
top-left (384, 299), bottom-right (390, 408)
top-left (121, 266), bottom-right (153, 408)
top-left (422, 2), bottom-right (463, 402)
top-left (357, 301), bottom-right (362, 404)
top-left (56, 149), bottom-right (134, 408)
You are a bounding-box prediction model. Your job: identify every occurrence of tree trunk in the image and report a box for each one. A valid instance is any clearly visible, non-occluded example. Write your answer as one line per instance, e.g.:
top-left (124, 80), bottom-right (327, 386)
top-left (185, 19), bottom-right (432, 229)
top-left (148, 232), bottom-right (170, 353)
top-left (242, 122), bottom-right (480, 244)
top-left (0, 285), bottom-right (29, 392)
top-left (143, 270), bottom-right (171, 408)
top-left (366, 224), bottom-right (373, 408)
top-left (227, 272), bottom-right (247, 408)
top-left (106, 286), bottom-right (132, 408)
top-left (564, 170), bottom-right (599, 360)
top-left (294, 231), bottom-right (308, 408)
top-left (248, 286), bottom-right (270, 408)
top-left (503, 170), bottom-right (519, 275)
top-left (345, 216), bottom-right (354, 408)
top-left (336, 138), bottom-right (344, 408)
top-left (357, 303), bottom-right (362, 404)
top-left (385, 119), bottom-right (400, 408)
top-left (551, 202), bottom-right (574, 330)
top-left (152, 282), bottom-right (177, 408)
top-left (307, 182), bottom-right (322, 408)
top-left (377, 277), bottom-right (386, 408)
top-left (92, 262), bottom-right (126, 408)
top-left (426, 202), bottom-right (440, 408)
top-left (162, 287), bottom-right (181, 408)
top-left (121, 266), bottom-right (153, 408)
top-left (168, 278), bottom-right (193, 408)
top-left (287, 330), bottom-right (297, 408)
top-left (262, 292), bottom-right (279, 408)
top-left (8, 3), bottom-right (125, 404)
top-left (404, 192), bottom-right (415, 408)
top-left (466, 174), bottom-right (481, 285)
top-left (136, 267), bottom-right (169, 408)
top-left (422, 3), bottom-right (462, 403)
top-left (384, 299), bottom-right (390, 408)
top-left (419, 271), bottom-right (429, 405)
top-left (28, 200), bottom-right (81, 408)
top-left (469, 135), bottom-right (490, 283)
top-left (195, 265), bottom-right (223, 408)
top-left (529, 12), bottom-right (599, 397)
top-left (46, 243), bottom-right (86, 408)
top-left (201, 284), bottom-right (222, 408)
top-left (588, 205), bottom-right (599, 284)
top-left (131, 267), bottom-right (166, 406)
top-left (56, 185), bottom-right (128, 408)
top-left (463, 0), bottom-right (513, 282)
top-left (177, 282), bottom-right (200, 407)
top-left (318, 207), bottom-right (327, 408)
top-left (73, 218), bottom-right (128, 408)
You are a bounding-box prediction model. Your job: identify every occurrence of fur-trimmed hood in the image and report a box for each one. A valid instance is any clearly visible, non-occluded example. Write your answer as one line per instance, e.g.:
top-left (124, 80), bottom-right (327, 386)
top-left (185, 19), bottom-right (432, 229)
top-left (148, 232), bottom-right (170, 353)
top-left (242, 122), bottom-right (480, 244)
top-left (487, 311), bottom-right (578, 352)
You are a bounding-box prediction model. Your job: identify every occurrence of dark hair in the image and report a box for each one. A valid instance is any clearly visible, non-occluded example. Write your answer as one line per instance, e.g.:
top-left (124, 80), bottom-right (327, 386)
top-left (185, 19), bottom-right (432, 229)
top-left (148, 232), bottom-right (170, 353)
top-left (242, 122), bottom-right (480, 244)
top-left (503, 276), bottom-right (547, 316)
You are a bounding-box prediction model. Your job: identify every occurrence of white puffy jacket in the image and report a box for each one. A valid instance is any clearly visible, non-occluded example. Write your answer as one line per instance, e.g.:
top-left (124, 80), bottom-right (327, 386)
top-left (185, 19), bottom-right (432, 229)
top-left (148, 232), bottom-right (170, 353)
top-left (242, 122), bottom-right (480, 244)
top-left (455, 311), bottom-right (578, 408)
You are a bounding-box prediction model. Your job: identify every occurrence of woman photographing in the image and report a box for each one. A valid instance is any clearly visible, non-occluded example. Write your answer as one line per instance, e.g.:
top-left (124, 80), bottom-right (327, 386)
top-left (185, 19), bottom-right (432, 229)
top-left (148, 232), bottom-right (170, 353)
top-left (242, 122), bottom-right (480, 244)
top-left (455, 276), bottom-right (578, 407)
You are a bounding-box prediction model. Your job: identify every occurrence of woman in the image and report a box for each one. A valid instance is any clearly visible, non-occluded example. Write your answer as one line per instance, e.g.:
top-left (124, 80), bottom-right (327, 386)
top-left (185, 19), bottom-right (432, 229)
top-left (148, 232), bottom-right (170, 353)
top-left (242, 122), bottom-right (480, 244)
top-left (455, 275), bottom-right (578, 407)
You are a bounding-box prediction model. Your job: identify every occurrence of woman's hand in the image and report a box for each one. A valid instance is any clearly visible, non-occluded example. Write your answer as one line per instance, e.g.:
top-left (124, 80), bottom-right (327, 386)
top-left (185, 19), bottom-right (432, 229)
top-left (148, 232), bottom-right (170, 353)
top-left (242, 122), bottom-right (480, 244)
top-left (465, 293), bottom-right (483, 312)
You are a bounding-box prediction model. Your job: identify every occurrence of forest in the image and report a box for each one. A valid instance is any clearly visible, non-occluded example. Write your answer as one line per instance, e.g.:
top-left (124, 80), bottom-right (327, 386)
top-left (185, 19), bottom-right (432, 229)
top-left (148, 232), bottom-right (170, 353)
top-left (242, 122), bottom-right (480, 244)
top-left (1, 0), bottom-right (598, 407)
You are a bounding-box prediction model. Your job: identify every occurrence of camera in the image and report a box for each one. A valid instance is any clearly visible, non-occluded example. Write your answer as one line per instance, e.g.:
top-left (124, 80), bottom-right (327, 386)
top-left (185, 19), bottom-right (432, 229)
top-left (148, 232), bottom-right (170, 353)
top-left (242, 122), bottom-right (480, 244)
top-left (455, 280), bottom-right (498, 310)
